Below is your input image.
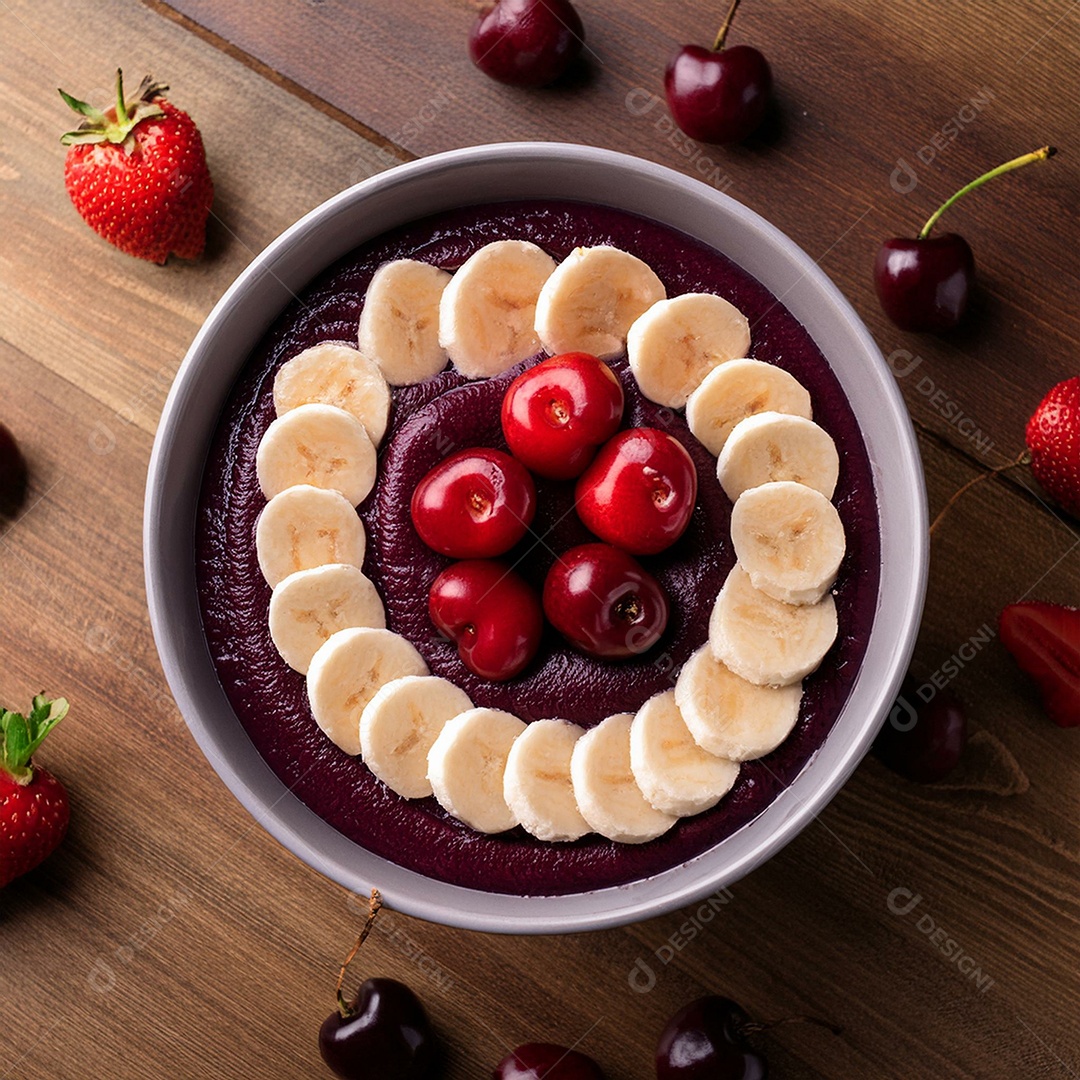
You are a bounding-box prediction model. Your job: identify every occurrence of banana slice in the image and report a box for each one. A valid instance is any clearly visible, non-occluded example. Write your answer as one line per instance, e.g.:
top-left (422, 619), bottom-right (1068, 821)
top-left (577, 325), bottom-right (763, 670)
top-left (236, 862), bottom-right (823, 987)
top-left (268, 563), bottom-right (386, 675)
top-left (686, 358), bottom-right (813, 456)
top-left (273, 342), bottom-right (391, 447)
top-left (709, 564), bottom-right (838, 687)
top-left (256, 403), bottom-right (377, 507)
top-left (569, 713), bottom-right (677, 844)
top-left (535, 246), bottom-right (666, 360)
top-left (357, 259), bottom-right (452, 386)
top-left (629, 690), bottom-right (740, 817)
top-left (675, 645), bottom-right (803, 760)
top-left (503, 719), bottom-right (590, 842)
top-left (359, 675), bottom-right (473, 798)
top-left (307, 628), bottom-right (429, 756)
top-left (427, 707), bottom-right (527, 833)
top-left (717, 411), bottom-right (839, 501)
top-left (256, 484), bottom-right (366, 588)
top-left (438, 240), bottom-right (556, 379)
top-left (731, 481), bottom-right (846, 606)
top-left (627, 293), bottom-right (751, 408)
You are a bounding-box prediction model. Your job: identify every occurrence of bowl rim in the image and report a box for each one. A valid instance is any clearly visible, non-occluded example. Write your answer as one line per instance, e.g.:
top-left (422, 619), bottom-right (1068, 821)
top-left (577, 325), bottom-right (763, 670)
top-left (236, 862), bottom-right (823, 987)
top-left (145, 141), bottom-right (928, 934)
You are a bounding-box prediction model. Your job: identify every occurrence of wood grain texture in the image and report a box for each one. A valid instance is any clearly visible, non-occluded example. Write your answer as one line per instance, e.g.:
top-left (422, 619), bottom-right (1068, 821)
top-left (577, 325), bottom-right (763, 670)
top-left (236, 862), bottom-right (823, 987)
top-left (0, 0), bottom-right (1077, 1077)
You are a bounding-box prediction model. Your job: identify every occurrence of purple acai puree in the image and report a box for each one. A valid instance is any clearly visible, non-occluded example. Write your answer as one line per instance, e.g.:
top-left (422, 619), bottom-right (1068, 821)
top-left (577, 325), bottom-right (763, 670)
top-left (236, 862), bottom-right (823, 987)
top-left (196, 200), bottom-right (880, 896)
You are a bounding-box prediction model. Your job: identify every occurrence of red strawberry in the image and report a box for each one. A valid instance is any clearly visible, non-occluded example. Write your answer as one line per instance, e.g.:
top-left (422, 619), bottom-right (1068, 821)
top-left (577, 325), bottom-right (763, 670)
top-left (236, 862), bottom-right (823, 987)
top-left (1026, 376), bottom-right (1080, 519)
top-left (1000, 603), bottom-right (1080, 728)
top-left (0, 695), bottom-right (71, 887)
top-left (59, 70), bottom-right (213, 264)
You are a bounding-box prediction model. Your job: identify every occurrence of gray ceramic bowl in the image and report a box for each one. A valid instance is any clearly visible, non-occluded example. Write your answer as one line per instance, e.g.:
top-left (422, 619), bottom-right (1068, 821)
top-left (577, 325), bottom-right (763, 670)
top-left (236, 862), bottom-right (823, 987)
top-left (145, 142), bottom-right (927, 934)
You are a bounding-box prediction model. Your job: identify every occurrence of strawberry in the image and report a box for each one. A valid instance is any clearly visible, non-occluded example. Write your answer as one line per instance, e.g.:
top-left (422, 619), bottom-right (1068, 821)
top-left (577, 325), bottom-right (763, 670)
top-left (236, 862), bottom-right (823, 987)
top-left (1026, 376), bottom-right (1080, 519)
top-left (0, 695), bottom-right (71, 887)
top-left (59, 70), bottom-right (213, 264)
top-left (1000, 603), bottom-right (1080, 728)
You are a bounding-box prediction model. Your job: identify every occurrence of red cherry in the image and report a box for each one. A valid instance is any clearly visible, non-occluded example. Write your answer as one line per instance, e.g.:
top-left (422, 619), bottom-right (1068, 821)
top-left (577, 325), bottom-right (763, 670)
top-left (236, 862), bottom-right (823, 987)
top-left (575, 428), bottom-right (697, 556)
top-left (543, 543), bottom-right (669, 659)
top-left (656, 997), bottom-right (766, 1080)
top-left (469, 0), bottom-right (585, 89)
top-left (429, 560), bottom-right (543, 680)
top-left (501, 352), bottom-right (625, 480)
top-left (411, 448), bottom-right (536, 559)
top-left (319, 978), bottom-right (437, 1080)
top-left (874, 145), bottom-right (1055, 334)
top-left (874, 677), bottom-right (967, 782)
top-left (493, 1042), bottom-right (606, 1080)
top-left (664, 44), bottom-right (771, 145)
top-left (664, 0), bottom-right (771, 145)
top-left (0, 420), bottom-right (28, 515)
top-left (873, 235), bottom-right (974, 333)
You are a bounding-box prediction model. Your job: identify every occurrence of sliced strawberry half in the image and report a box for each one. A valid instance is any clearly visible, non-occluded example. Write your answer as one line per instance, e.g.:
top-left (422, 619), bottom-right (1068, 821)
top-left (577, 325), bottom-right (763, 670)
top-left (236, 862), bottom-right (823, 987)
top-left (999, 602), bottom-right (1080, 727)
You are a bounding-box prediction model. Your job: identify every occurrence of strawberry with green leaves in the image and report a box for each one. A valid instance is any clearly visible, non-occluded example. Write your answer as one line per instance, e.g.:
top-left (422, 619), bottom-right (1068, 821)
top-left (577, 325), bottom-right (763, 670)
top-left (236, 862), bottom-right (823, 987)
top-left (60, 69), bottom-right (213, 264)
top-left (1, 695), bottom-right (71, 887)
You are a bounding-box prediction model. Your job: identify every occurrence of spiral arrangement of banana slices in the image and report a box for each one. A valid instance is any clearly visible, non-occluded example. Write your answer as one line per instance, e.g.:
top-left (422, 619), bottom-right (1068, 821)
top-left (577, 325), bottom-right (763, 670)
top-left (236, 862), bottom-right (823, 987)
top-left (242, 237), bottom-right (853, 844)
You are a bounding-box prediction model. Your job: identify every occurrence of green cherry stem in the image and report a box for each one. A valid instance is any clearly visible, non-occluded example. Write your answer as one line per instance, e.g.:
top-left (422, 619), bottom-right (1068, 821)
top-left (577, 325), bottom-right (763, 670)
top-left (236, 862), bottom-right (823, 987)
top-left (918, 145), bottom-right (1057, 240)
top-left (334, 888), bottom-right (383, 1019)
top-left (712, 0), bottom-right (742, 51)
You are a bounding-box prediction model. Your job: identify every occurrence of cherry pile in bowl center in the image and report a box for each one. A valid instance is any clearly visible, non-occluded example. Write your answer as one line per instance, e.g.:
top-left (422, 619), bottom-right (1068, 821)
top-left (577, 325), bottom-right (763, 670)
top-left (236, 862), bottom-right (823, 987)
top-left (411, 352), bottom-right (699, 681)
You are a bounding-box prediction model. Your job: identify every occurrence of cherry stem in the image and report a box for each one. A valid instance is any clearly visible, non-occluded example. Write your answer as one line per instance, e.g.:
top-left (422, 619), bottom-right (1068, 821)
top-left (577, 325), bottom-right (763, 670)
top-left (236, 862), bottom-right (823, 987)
top-left (712, 0), bottom-right (743, 51)
top-left (918, 146), bottom-right (1056, 240)
top-left (335, 888), bottom-right (383, 1019)
top-left (929, 450), bottom-right (1031, 536)
top-left (741, 1015), bottom-right (843, 1037)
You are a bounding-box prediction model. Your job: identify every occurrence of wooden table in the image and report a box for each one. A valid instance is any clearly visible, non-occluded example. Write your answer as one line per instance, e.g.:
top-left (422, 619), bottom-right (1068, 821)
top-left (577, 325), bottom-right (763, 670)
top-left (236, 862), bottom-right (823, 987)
top-left (2, 0), bottom-right (1077, 1075)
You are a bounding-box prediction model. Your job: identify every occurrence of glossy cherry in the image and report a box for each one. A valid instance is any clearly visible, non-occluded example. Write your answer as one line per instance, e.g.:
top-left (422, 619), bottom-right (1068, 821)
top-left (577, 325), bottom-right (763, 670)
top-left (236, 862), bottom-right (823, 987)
top-left (429, 559), bottom-right (543, 680)
top-left (543, 542), bottom-right (668, 659)
top-left (656, 996), bottom-right (766, 1080)
top-left (575, 428), bottom-right (697, 556)
top-left (874, 145), bottom-right (1055, 333)
top-left (411, 448), bottom-right (536, 559)
top-left (320, 978), bottom-right (437, 1080)
top-left (469, 0), bottom-right (585, 88)
top-left (664, 0), bottom-right (772, 145)
top-left (501, 352), bottom-right (625, 480)
top-left (493, 1042), bottom-right (606, 1080)
top-left (874, 676), bottom-right (968, 782)
top-left (0, 421), bottom-right (27, 515)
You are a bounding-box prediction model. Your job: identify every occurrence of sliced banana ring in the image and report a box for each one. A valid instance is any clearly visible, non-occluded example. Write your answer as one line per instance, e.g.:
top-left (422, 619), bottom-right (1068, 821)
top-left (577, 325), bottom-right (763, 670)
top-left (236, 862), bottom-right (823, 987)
top-left (427, 707), bottom-right (527, 834)
top-left (627, 293), bottom-right (751, 408)
top-left (503, 719), bottom-right (590, 842)
top-left (358, 259), bottom-right (451, 386)
top-left (717, 411), bottom-right (840, 502)
top-left (569, 713), bottom-right (677, 844)
top-left (273, 342), bottom-right (391, 447)
top-left (256, 403), bottom-right (377, 507)
top-left (675, 645), bottom-right (803, 760)
top-left (268, 563), bottom-right (386, 675)
top-left (534, 245), bottom-right (666, 361)
top-left (256, 484), bottom-right (366, 588)
top-left (708, 564), bottom-right (838, 687)
top-left (438, 240), bottom-right (556, 379)
top-left (359, 675), bottom-right (473, 799)
top-left (731, 481), bottom-right (846, 606)
top-left (307, 628), bottom-right (429, 756)
top-left (686, 358), bottom-right (813, 457)
top-left (629, 690), bottom-right (740, 817)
